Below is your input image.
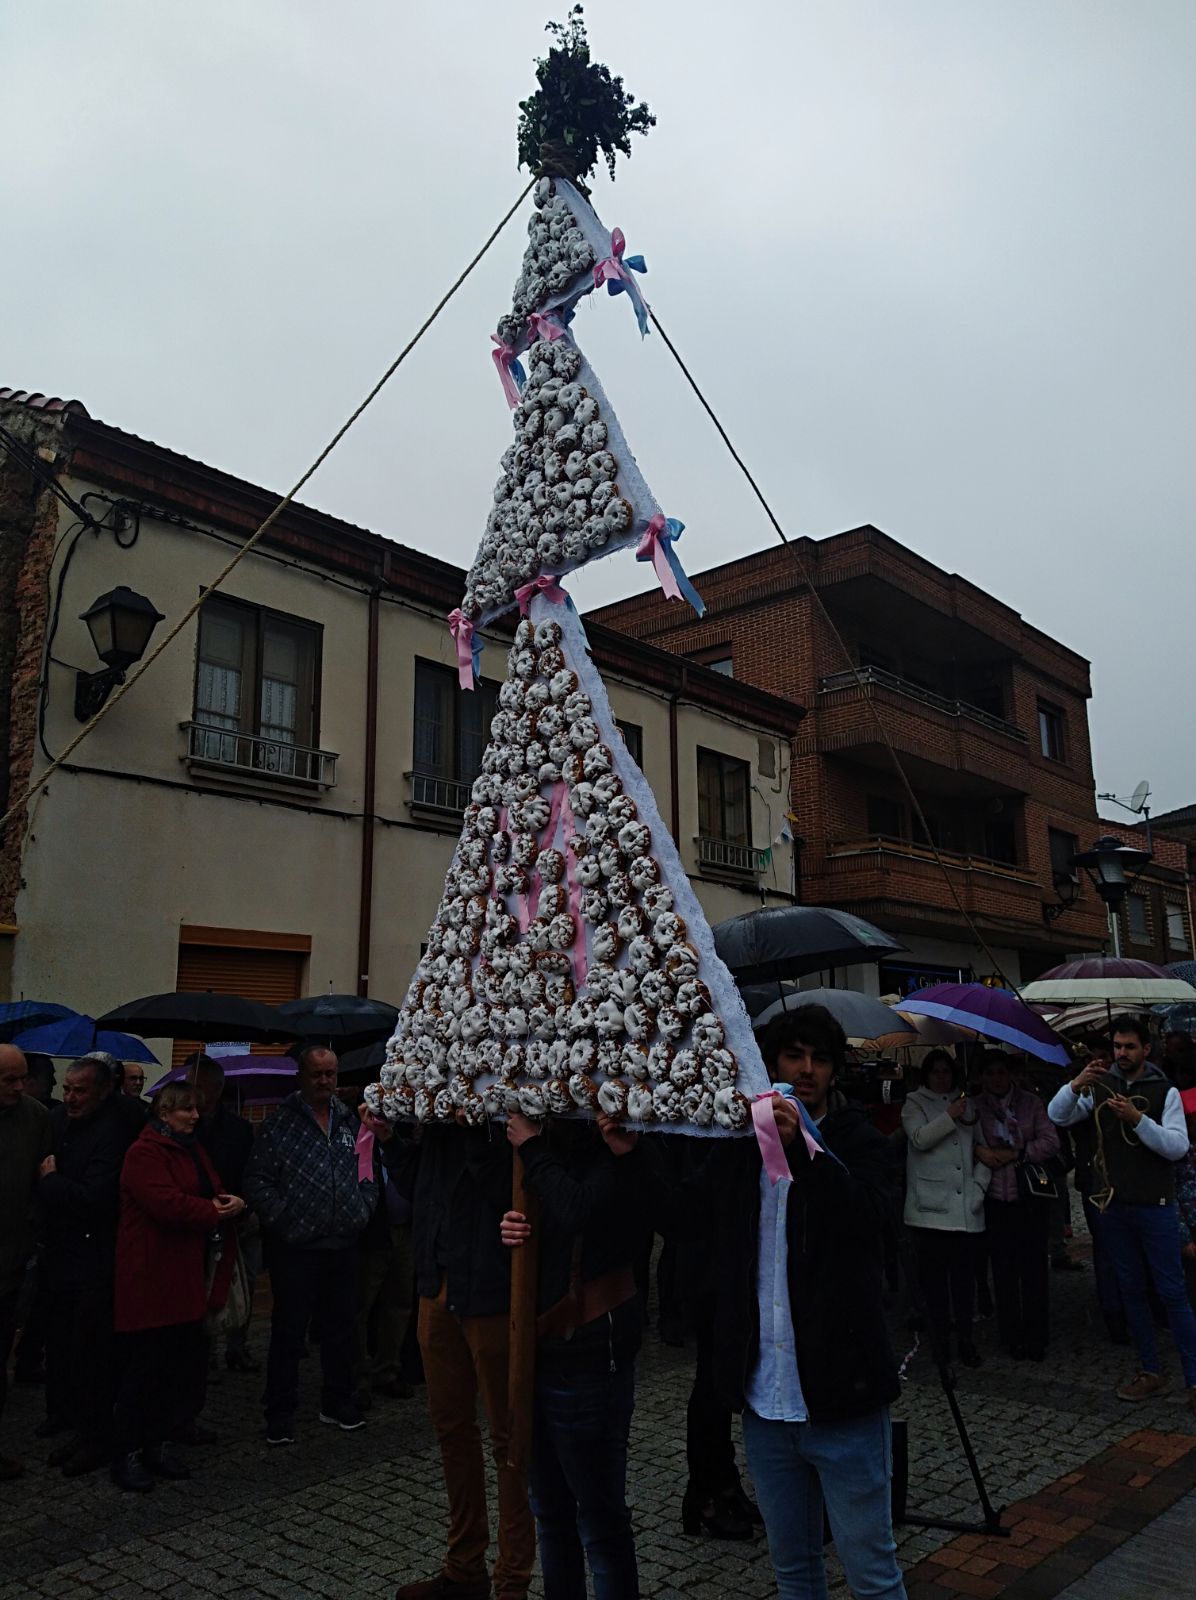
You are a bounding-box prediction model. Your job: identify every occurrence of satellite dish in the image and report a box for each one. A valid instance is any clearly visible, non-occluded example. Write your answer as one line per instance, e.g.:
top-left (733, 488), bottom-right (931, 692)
top-left (1130, 780), bottom-right (1151, 813)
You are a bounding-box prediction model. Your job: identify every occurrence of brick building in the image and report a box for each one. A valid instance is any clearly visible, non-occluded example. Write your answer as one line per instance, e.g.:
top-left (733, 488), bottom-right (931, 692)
top-left (1097, 816), bottom-right (1194, 966)
top-left (0, 387), bottom-right (801, 1050)
top-left (591, 525), bottom-right (1110, 991)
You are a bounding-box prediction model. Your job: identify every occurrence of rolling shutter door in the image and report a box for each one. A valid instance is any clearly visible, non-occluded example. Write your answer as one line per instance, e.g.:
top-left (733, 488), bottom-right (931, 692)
top-left (173, 943), bottom-right (305, 1067)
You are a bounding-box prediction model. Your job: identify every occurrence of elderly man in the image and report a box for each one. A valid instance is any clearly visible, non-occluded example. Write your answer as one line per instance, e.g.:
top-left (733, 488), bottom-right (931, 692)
top-left (0, 1045), bottom-right (52, 1479)
top-left (245, 1047), bottom-right (377, 1444)
top-left (38, 1054), bottom-right (139, 1476)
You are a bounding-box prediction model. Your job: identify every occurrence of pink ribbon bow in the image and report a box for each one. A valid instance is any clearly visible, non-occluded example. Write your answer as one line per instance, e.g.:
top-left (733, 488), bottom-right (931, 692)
top-left (355, 1123), bottom-right (375, 1184)
top-left (490, 335), bottom-right (522, 408)
top-left (528, 311), bottom-right (567, 342)
top-left (514, 574), bottom-right (569, 615)
top-left (636, 513), bottom-right (682, 602)
top-left (447, 608), bottom-right (478, 691)
top-left (593, 227), bottom-right (632, 289)
top-left (751, 1093), bottom-right (823, 1184)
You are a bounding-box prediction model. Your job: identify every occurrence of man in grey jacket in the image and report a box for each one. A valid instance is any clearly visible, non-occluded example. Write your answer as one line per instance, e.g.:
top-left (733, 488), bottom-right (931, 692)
top-left (1048, 1015), bottom-right (1196, 1407)
top-left (245, 1048), bottom-right (377, 1444)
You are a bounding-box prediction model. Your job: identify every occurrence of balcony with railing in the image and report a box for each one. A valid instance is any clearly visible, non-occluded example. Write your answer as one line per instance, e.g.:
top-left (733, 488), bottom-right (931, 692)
top-left (696, 836), bottom-right (769, 877)
top-left (183, 721), bottom-right (338, 788)
top-left (811, 833), bottom-right (1044, 924)
top-left (818, 666), bottom-right (1027, 744)
top-left (407, 770), bottom-right (473, 815)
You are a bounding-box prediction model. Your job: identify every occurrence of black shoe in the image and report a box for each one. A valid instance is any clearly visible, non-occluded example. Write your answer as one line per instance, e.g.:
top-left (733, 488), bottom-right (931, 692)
top-left (0, 1455), bottom-right (24, 1481)
top-left (265, 1418), bottom-right (296, 1446)
top-left (111, 1452), bottom-right (154, 1493)
top-left (353, 1387), bottom-right (376, 1413)
top-left (957, 1341), bottom-right (983, 1368)
top-left (393, 1576), bottom-right (492, 1600)
top-left (62, 1441), bottom-right (109, 1478)
top-left (319, 1402), bottom-right (366, 1432)
top-left (144, 1443), bottom-right (191, 1480)
top-left (681, 1484), bottom-right (754, 1539)
top-left (1023, 1344), bottom-right (1046, 1362)
top-left (1052, 1256), bottom-right (1086, 1272)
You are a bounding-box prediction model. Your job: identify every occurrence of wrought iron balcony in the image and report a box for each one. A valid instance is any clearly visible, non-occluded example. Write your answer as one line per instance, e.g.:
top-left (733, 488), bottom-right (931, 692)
top-left (408, 771), bottom-right (473, 815)
top-left (696, 836), bottom-right (768, 876)
top-left (818, 666), bottom-right (1027, 742)
top-left (183, 722), bottom-right (338, 788)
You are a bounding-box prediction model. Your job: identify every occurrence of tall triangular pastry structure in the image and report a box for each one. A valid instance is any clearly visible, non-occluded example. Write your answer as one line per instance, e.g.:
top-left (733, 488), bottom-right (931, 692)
top-left (366, 89), bottom-right (775, 1133)
top-left (366, 592), bottom-right (772, 1134)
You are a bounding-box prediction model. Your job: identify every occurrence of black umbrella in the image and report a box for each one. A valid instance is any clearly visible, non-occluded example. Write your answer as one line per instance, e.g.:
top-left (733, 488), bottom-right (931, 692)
top-left (336, 1040), bottom-right (386, 1080)
top-left (96, 992), bottom-right (296, 1044)
top-left (712, 906), bottom-right (905, 986)
top-left (276, 994), bottom-right (399, 1048)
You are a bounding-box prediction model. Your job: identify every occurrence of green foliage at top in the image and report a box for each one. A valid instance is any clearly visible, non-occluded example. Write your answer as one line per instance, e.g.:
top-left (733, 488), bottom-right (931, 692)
top-left (517, 7), bottom-right (655, 185)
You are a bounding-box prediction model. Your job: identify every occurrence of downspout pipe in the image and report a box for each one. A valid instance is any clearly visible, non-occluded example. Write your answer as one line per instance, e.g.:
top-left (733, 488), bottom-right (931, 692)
top-left (356, 583), bottom-right (380, 996)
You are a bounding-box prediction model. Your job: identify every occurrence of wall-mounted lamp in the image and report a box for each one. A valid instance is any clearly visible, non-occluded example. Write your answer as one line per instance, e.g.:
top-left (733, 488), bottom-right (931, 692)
top-left (74, 586), bottom-right (164, 722)
top-left (1042, 870), bottom-right (1080, 924)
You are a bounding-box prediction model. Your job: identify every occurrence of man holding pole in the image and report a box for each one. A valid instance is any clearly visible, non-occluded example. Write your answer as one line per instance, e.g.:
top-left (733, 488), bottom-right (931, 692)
top-left (390, 1116), bottom-right (534, 1600)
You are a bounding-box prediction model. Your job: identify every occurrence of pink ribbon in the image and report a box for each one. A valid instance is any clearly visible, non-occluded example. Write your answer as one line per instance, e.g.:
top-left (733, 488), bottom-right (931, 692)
top-left (593, 227), bottom-right (631, 290)
top-left (447, 608), bottom-right (477, 691)
top-left (528, 311), bottom-right (567, 342)
top-left (558, 792), bottom-right (587, 989)
top-left (751, 1093), bottom-right (822, 1182)
top-left (491, 335), bottom-right (522, 408)
top-left (355, 1123), bottom-right (375, 1183)
top-left (636, 514), bottom-right (682, 602)
top-left (514, 574), bottom-right (569, 615)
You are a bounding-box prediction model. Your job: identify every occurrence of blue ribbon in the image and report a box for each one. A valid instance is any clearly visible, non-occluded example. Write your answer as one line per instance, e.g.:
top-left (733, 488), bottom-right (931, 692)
top-left (605, 257), bottom-right (650, 337)
top-left (636, 517), bottom-right (705, 616)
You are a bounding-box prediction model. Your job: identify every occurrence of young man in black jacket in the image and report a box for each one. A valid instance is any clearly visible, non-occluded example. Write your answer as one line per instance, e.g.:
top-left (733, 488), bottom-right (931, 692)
top-left (642, 1005), bottom-right (906, 1600)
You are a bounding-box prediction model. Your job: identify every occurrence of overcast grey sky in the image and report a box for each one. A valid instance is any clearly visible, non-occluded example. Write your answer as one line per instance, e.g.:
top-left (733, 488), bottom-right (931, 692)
top-left (4, 1), bottom-right (1194, 811)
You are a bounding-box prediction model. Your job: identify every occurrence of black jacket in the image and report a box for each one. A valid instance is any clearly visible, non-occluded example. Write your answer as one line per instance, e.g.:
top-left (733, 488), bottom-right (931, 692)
top-left (641, 1102), bottom-right (900, 1425)
top-left (39, 1100), bottom-right (139, 1293)
top-left (389, 1122), bottom-right (514, 1317)
top-left (197, 1104), bottom-right (254, 1195)
top-left (518, 1125), bottom-right (647, 1373)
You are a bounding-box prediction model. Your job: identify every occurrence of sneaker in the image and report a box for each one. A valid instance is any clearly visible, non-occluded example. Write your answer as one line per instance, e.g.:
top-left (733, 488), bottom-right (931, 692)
top-left (319, 1402), bottom-right (366, 1432)
top-left (110, 1452), bottom-right (155, 1493)
top-left (144, 1443), bottom-right (192, 1481)
top-left (265, 1418), bottom-right (296, 1446)
top-left (1116, 1371), bottom-right (1169, 1401)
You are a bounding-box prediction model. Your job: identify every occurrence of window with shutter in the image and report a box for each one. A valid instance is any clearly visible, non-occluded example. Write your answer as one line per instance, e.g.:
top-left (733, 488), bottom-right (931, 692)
top-left (173, 938), bottom-right (308, 1067)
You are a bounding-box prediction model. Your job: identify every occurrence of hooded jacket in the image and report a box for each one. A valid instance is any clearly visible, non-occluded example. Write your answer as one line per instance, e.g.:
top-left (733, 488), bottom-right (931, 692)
top-left (245, 1093), bottom-right (376, 1248)
top-left (902, 1087), bottom-right (991, 1233)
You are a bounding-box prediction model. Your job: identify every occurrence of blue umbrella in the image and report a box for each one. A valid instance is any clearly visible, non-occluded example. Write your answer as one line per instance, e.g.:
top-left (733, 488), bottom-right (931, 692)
top-left (0, 1000), bottom-right (80, 1043)
top-left (11, 1015), bottom-right (159, 1064)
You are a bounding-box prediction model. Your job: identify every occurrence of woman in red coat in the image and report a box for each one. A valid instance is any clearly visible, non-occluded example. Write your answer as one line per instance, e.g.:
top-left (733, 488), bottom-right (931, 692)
top-left (111, 1082), bottom-right (245, 1491)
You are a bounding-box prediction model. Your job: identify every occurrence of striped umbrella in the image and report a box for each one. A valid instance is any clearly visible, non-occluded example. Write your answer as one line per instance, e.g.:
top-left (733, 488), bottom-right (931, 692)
top-left (1020, 958), bottom-right (1196, 1009)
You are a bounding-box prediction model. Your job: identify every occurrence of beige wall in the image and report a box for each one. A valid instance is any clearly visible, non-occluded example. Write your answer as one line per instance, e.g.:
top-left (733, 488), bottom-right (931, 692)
top-left (11, 485), bottom-right (795, 1025)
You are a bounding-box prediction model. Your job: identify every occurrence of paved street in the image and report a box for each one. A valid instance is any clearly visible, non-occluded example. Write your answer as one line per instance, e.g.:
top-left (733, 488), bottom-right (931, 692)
top-left (3, 1217), bottom-right (1196, 1600)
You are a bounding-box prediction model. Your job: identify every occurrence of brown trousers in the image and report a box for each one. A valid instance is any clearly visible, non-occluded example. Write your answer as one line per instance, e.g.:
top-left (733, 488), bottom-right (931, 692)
top-left (418, 1281), bottom-right (535, 1599)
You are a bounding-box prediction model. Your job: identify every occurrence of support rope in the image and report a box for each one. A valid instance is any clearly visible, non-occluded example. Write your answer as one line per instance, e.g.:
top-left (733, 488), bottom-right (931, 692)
top-left (0, 178), bottom-right (535, 836)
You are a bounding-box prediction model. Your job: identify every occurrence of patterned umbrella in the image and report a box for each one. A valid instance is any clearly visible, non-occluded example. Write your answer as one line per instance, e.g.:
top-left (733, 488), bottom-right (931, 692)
top-left (1020, 958), bottom-right (1196, 1009)
top-left (898, 983), bottom-right (1071, 1067)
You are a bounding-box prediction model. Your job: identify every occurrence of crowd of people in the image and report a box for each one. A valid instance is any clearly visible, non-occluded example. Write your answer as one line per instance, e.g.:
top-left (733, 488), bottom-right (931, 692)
top-left (3, 1008), bottom-right (1196, 1600)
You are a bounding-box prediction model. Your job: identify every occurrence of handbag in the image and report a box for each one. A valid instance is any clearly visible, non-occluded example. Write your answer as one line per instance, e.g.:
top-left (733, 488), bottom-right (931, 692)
top-left (207, 1236), bottom-right (251, 1333)
top-left (1017, 1160), bottom-right (1061, 1202)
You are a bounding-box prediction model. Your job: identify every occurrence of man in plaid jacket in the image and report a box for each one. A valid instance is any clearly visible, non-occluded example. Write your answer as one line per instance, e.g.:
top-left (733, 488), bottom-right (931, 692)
top-left (246, 1048), bottom-right (377, 1443)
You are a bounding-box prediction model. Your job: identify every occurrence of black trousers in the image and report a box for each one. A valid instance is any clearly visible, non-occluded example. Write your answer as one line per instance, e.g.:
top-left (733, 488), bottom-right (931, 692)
top-left (0, 1287), bottom-right (19, 1434)
top-left (985, 1197), bottom-right (1051, 1354)
top-left (908, 1227), bottom-right (976, 1357)
top-left (112, 1321), bottom-right (208, 1456)
top-left (44, 1281), bottom-right (116, 1447)
top-left (685, 1295), bottom-right (738, 1499)
top-left (263, 1240), bottom-right (355, 1424)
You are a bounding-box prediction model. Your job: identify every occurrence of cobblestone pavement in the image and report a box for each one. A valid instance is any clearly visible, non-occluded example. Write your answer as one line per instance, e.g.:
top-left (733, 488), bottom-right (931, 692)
top-left (3, 1220), bottom-right (1195, 1599)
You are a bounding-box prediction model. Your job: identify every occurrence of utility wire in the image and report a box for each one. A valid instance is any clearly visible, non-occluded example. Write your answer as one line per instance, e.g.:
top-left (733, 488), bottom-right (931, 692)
top-left (648, 306), bottom-right (1019, 993)
top-left (0, 179), bottom-right (535, 838)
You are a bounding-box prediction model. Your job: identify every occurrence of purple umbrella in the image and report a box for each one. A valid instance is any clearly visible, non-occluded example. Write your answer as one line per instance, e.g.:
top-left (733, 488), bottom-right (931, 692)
top-left (898, 983), bottom-right (1071, 1067)
top-left (150, 1054), bottom-right (297, 1102)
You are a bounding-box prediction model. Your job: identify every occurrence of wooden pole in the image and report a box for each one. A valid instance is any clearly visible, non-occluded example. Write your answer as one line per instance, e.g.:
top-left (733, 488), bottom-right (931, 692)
top-left (506, 1151), bottom-right (539, 1471)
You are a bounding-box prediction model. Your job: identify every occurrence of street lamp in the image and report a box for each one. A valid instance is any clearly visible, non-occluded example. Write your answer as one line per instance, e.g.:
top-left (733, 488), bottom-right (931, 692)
top-left (1071, 834), bottom-right (1152, 956)
top-left (74, 586), bottom-right (165, 721)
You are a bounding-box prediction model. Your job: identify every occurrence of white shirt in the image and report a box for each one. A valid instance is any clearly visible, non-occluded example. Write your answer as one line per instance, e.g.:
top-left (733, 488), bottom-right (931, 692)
top-left (744, 1164), bottom-right (808, 1423)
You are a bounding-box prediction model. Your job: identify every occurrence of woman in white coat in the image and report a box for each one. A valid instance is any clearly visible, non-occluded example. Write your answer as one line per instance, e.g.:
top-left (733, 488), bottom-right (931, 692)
top-left (902, 1050), bottom-right (991, 1367)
